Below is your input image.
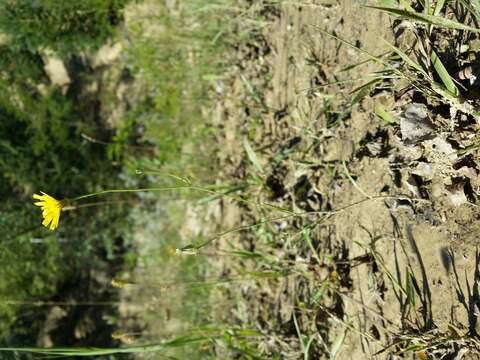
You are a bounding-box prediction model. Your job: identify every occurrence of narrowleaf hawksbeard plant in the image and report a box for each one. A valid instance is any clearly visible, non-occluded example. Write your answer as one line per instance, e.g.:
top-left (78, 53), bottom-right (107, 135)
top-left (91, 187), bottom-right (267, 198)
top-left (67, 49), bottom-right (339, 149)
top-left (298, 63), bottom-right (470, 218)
top-left (32, 181), bottom-right (206, 231)
top-left (32, 183), bottom-right (192, 231)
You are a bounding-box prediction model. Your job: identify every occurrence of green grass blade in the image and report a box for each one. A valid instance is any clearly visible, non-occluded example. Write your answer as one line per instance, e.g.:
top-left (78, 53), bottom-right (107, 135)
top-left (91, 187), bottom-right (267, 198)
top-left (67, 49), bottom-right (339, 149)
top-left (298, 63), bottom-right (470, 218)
top-left (243, 137), bottom-right (264, 174)
top-left (377, 0), bottom-right (399, 6)
top-left (399, 0), bottom-right (415, 11)
top-left (330, 328), bottom-right (347, 360)
top-left (302, 229), bottom-right (322, 265)
top-left (384, 41), bottom-right (429, 78)
top-left (304, 336), bottom-right (315, 360)
top-left (433, 0), bottom-right (446, 16)
top-left (350, 78), bottom-right (382, 107)
top-left (472, 0), bottom-right (480, 14)
top-left (340, 57), bottom-right (376, 72)
top-left (375, 103), bottom-right (398, 125)
top-left (227, 249), bottom-right (265, 259)
top-left (366, 5), bottom-right (480, 32)
top-left (0, 336), bottom-right (212, 356)
top-left (458, 0), bottom-right (480, 21)
top-left (430, 49), bottom-right (460, 97)
top-left (317, 29), bottom-right (415, 85)
top-left (240, 74), bottom-right (267, 110)
top-left (406, 271), bottom-right (416, 306)
top-left (293, 311), bottom-right (307, 356)
top-left (317, 28), bottom-right (388, 66)
top-left (355, 241), bottom-right (409, 297)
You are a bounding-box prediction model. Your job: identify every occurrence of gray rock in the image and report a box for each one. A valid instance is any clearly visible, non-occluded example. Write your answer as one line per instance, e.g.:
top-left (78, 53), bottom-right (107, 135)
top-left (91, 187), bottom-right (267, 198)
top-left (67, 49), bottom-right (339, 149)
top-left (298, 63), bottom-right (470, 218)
top-left (400, 103), bottom-right (435, 144)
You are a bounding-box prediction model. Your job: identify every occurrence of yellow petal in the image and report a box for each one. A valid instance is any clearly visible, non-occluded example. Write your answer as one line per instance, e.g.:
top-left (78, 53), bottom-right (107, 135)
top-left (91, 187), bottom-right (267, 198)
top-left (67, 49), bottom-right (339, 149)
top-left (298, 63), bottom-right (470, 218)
top-left (33, 192), bottom-right (63, 231)
top-left (50, 217), bottom-right (58, 230)
top-left (42, 216), bottom-right (52, 228)
top-left (43, 208), bottom-right (53, 216)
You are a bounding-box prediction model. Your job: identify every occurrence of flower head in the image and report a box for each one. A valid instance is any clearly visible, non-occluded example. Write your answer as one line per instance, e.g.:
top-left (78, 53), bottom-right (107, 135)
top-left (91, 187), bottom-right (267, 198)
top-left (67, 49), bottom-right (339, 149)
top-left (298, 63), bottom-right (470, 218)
top-left (33, 192), bottom-right (64, 230)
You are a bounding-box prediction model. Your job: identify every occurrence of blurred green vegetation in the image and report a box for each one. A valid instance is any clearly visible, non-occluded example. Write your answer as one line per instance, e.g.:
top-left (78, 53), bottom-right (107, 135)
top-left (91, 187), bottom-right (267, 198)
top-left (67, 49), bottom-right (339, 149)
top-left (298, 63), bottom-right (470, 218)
top-left (0, 0), bottom-right (129, 55)
top-left (0, 0), bottom-right (255, 357)
top-left (0, 0), bottom-right (137, 351)
top-left (123, 0), bottom-right (233, 176)
top-left (109, 1), bottom-right (250, 357)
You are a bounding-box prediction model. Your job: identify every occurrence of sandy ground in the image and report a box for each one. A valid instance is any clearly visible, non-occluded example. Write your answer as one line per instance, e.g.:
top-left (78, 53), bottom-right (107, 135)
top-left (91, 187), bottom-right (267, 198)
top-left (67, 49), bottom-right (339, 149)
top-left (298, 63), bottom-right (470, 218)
top-left (207, 0), bottom-right (480, 358)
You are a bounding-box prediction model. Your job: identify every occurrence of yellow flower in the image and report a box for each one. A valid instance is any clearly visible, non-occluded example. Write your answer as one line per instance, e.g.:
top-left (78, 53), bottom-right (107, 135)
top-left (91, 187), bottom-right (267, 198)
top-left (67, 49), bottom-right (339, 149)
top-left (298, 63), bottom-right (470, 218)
top-left (33, 192), bottom-right (64, 230)
top-left (110, 278), bottom-right (133, 288)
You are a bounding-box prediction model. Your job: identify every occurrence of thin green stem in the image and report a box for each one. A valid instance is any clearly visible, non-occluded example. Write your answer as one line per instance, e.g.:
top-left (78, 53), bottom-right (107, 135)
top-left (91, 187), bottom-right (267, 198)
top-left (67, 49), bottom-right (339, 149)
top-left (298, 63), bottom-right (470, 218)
top-left (72, 185), bottom-right (296, 215)
top-left (183, 194), bottom-right (428, 250)
top-left (72, 186), bottom-right (192, 201)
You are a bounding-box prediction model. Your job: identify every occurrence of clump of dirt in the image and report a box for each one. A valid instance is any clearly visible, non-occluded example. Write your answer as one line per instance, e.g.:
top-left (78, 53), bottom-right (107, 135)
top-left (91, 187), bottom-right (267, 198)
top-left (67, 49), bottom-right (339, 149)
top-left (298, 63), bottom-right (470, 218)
top-left (200, 0), bottom-right (480, 359)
